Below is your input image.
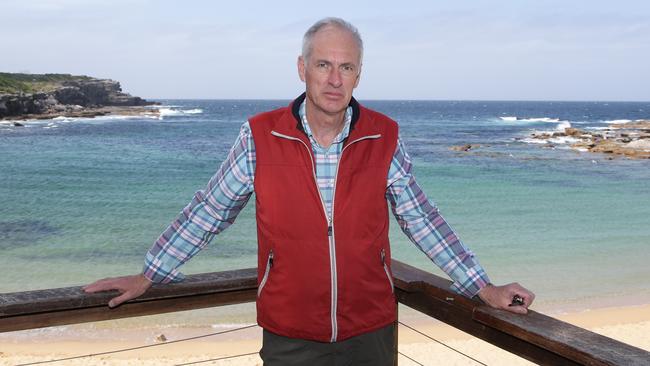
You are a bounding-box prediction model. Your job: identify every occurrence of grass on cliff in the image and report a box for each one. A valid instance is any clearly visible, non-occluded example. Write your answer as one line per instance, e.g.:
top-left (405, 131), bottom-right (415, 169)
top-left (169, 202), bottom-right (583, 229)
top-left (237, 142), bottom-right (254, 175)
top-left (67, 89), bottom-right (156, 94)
top-left (0, 73), bottom-right (92, 94)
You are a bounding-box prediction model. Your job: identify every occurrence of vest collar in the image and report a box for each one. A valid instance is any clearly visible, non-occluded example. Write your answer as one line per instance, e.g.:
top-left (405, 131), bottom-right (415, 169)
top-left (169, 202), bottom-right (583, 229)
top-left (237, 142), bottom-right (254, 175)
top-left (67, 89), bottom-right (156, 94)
top-left (289, 92), bottom-right (361, 136)
top-left (276, 93), bottom-right (379, 144)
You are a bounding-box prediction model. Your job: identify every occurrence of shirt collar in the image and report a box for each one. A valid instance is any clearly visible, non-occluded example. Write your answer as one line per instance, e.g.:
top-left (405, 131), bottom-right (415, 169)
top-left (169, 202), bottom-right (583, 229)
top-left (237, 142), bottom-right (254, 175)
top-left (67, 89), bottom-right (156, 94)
top-left (299, 100), bottom-right (353, 146)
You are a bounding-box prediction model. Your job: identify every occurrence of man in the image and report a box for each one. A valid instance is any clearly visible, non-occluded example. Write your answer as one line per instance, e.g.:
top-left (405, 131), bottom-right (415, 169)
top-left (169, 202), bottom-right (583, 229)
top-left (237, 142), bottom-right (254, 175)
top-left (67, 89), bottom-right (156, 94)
top-left (84, 17), bottom-right (534, 365)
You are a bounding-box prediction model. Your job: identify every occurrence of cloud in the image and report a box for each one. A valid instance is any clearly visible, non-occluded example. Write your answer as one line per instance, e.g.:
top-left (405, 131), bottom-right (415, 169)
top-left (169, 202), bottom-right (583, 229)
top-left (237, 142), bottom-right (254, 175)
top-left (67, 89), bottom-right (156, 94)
top-left (2, 1), bottom-right (649, 100)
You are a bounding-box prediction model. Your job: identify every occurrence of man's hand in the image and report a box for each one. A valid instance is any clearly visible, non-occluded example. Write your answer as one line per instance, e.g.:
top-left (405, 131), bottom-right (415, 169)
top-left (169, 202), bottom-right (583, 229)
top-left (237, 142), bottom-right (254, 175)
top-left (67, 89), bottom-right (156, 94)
top-left (477, 282), bottom-right (535, 314)
top-left (83, 274), bottom-right (153, 308)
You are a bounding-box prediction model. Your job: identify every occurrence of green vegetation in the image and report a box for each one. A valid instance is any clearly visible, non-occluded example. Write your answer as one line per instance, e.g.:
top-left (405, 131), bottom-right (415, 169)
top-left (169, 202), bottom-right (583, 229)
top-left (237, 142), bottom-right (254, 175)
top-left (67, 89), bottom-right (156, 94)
top-left (0, 73), bottom-right (92, 94)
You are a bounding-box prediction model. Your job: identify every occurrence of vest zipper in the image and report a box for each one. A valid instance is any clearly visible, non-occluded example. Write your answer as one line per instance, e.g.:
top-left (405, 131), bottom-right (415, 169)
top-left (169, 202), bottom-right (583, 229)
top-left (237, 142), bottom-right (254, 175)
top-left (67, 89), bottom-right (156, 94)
top-left (381, 248), bottom-right (394, 293)
top-left (271, 130), bottom-right (381, 342)
top-left (257, 250), bottom-right (273, 297)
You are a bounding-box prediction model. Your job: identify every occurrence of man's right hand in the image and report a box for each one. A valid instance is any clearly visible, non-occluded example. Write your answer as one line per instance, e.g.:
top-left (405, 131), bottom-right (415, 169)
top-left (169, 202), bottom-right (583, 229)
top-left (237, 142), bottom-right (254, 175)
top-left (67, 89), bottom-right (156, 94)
top-left (83, 274), bottom-right (153, 308)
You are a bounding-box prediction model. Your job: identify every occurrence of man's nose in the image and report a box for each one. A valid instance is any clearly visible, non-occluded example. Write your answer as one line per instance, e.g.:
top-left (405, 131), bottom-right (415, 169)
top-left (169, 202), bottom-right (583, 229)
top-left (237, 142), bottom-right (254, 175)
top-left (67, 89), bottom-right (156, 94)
top-left (328, 67), bottom-right (343, 87)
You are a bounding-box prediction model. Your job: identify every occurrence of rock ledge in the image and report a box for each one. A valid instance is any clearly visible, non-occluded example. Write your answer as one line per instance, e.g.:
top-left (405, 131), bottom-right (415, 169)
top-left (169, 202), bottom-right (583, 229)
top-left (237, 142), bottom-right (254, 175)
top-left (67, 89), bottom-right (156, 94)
top-left (528, 120), bottom-right (650, 159)
top-left (0, 73), bottom-right (156, 120)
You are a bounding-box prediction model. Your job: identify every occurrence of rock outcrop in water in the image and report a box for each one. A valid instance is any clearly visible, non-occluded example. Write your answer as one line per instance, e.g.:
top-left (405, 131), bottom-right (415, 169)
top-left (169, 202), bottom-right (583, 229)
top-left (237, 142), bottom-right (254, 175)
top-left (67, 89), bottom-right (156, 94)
top-left (528, 120), bottom-right (650, 159)
top-left (0, 73), bottom-right (155, 120)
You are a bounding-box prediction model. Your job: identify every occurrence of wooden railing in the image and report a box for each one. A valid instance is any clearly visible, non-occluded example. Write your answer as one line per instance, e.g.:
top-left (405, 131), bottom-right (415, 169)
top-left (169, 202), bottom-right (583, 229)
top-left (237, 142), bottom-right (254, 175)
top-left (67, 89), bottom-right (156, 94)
top-left (1, 260), bottom-right (648, 365)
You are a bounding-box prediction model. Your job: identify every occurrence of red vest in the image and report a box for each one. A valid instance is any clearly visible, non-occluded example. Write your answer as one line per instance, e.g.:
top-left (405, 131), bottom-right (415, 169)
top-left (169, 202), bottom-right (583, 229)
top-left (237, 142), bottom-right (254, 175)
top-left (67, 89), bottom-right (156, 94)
top-left (249, 94), bottom-right (399, 342)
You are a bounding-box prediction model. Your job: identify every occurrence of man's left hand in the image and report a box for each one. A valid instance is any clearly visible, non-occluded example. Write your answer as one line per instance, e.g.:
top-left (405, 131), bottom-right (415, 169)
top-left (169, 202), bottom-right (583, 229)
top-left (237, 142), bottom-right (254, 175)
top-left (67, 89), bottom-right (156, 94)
top-left (477, 283), bottom-right (535, 314)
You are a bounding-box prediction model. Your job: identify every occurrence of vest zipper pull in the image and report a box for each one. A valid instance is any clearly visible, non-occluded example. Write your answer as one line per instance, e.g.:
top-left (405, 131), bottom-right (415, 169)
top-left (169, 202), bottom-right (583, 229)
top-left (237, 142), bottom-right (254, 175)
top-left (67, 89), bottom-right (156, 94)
top-left (327, 217), bottom-right (333, 236)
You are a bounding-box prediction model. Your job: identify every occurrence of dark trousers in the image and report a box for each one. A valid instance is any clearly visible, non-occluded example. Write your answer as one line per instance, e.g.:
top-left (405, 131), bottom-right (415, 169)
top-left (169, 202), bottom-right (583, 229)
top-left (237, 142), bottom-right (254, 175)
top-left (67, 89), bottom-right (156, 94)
top-left (260, 323), bottom-right (395, 366)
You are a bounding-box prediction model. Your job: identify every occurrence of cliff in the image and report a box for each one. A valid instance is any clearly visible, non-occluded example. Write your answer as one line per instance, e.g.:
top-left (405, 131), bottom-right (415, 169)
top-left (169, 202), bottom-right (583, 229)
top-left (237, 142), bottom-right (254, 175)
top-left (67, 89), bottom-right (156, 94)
top-left (0, 73), bottom-right (154, 119)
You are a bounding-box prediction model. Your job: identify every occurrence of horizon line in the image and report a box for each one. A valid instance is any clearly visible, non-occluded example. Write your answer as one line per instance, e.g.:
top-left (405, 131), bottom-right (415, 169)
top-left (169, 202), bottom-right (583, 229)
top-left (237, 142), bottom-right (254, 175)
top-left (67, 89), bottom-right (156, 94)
top-left (145, 97), bottom-right (650, 103)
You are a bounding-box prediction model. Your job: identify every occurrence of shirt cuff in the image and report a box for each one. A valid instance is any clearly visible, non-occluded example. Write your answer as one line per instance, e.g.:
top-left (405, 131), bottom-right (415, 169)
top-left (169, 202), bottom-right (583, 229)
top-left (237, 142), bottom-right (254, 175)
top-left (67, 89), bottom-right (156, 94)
top-left (143, 253), bottom-right (186, 284)
top-left (449, 265), bottom-right (491, 298)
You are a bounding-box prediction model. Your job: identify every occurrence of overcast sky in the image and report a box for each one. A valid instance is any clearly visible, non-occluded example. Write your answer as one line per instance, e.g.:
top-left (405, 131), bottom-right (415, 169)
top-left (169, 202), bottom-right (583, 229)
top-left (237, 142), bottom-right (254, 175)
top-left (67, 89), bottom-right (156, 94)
top-left (2, 0), bottom-right (649, 101)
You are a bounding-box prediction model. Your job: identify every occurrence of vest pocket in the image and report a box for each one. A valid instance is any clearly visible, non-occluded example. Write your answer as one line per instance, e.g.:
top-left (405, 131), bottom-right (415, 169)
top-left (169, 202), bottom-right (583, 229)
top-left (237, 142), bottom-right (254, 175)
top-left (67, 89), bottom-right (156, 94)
top-left (381, 248), bottom-right (394, 293)
top-left (258, 250), bottom-right (274, 297)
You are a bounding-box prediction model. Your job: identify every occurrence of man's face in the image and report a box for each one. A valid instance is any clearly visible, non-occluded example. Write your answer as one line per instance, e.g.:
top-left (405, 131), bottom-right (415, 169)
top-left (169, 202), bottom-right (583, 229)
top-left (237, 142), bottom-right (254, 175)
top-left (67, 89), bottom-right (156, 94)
top-left (298, 26), bottom-right (361, 117)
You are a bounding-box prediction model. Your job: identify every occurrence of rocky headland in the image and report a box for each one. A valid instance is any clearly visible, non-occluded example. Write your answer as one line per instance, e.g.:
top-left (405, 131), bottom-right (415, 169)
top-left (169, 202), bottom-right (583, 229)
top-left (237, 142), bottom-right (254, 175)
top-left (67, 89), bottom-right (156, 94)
top-left (527, 120), bottom-right (650, 159)
top-left (0, 73), bottom-right (158, 121)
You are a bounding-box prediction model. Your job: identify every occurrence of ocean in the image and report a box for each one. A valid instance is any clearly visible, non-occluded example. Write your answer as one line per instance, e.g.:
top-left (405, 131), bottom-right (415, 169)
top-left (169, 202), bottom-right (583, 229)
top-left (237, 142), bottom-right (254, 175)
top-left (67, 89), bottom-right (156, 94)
top-left (1, 99), bottom-right (649, 321)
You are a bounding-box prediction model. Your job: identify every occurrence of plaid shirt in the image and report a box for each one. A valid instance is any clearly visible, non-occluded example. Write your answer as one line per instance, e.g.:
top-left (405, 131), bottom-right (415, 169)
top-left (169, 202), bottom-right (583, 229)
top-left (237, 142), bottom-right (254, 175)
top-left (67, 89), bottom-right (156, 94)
top-left (144, 102), bottom-right (490, 298)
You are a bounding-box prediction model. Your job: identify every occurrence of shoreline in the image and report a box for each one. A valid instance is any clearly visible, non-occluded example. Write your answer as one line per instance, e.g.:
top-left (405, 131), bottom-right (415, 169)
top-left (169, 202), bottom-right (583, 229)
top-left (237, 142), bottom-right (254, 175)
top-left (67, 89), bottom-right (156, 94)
top-left (1, 303), bottom-right (648, 365)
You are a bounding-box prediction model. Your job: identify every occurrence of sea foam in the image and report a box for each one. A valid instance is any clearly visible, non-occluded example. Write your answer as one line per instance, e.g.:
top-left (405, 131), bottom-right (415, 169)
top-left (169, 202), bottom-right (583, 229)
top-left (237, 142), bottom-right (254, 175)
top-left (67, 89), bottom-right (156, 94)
top-left (159, 107), bottom-right (204, 118)
top-left (603, 119), bottom-right (632, 124)
top-left (500, 116), bottom-right (561, 123)
top-left (556, 121), bottom-right (572, 131)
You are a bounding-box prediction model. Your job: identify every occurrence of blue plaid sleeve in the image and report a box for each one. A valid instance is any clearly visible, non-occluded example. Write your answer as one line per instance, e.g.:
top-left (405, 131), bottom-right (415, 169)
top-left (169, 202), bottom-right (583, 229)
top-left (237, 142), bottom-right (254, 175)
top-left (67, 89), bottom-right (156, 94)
top-left (143, 122), bottom-right (255, 283)
top-left (386, 137), bottom-right (491, 297)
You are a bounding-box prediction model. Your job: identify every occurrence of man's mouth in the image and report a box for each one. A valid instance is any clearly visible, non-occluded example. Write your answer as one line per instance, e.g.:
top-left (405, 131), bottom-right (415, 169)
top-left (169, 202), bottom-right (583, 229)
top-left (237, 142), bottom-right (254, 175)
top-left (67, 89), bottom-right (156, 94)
top-left (324, 92), bottom-right (343, 99)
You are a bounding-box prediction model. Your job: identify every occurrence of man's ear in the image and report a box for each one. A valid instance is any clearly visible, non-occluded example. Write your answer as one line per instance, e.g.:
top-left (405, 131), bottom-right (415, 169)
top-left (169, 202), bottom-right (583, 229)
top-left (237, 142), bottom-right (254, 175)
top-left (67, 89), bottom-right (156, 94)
top-left (298, 56), bottom-right (306, 82)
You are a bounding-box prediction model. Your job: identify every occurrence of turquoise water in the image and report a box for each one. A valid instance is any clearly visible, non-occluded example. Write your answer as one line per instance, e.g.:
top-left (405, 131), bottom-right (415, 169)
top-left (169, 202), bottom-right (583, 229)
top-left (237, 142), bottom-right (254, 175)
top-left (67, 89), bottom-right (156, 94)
top-left (1, 100), bottom-right (649, 314)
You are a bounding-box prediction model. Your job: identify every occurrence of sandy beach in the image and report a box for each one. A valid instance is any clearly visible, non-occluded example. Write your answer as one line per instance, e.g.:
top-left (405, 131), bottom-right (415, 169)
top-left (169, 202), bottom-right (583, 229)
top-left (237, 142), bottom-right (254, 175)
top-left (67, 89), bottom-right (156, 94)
top-left (1, 303), bottom-right (649, 366)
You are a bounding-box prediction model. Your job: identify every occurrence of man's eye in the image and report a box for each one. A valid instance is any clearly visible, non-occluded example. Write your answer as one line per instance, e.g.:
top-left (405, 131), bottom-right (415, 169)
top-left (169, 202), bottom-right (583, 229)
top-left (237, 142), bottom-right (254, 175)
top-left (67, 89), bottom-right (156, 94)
top-left (317, 63), bottom-right (327, 68)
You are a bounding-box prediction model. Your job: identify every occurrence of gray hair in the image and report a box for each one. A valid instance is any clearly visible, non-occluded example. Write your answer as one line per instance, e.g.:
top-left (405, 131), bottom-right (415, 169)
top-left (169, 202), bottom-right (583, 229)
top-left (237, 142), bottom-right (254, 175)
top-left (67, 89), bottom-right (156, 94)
top-left (302, 17), bottom-right (363, 63)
